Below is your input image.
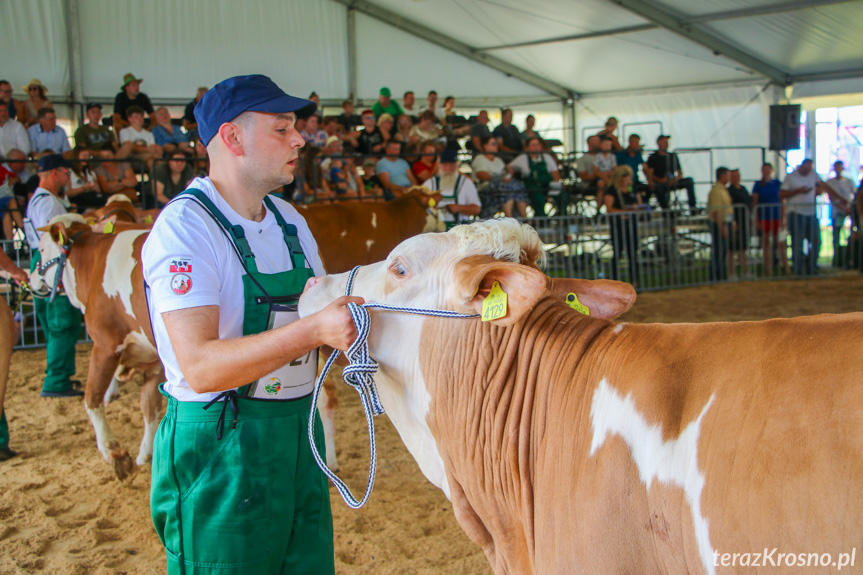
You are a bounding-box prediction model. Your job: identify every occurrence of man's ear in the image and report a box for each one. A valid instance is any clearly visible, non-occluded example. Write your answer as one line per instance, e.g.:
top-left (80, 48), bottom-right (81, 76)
top-left (218, 122), bottom-right (243, 156)
top-left (452, 255), bottom-right (548, 326)
top-left (549, 278), bottom-right (636, 319)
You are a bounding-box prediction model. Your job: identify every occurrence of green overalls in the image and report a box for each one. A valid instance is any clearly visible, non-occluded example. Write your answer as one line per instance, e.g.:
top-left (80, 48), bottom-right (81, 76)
top-left (0, 408), bottom-right (8, 452)
top-left (27, 192), bottom-right (83, 394)
top-left (149, 190), bottom-right (334, 575)
top-left (435, 174), bottom-right (463, 230)
top-left (525, 155), bottom-right (553, 217)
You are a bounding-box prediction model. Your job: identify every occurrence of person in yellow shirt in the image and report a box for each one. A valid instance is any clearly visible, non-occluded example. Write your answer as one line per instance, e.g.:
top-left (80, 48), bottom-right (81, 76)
top-left (707, 166), bottom-right (732, 281)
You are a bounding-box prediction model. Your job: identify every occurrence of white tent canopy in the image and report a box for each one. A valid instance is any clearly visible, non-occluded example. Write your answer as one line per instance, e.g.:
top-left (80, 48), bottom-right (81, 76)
top-left (5, 0), bottom-right (862, 188)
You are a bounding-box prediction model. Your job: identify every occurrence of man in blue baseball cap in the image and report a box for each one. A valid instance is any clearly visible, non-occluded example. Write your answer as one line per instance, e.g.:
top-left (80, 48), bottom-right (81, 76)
top-left (143, 74), bottom-right (362, 574)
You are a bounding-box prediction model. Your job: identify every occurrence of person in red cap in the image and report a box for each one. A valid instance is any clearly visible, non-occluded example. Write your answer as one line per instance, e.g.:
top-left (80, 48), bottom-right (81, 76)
top-left (143, 74), bottom-right (360, 574)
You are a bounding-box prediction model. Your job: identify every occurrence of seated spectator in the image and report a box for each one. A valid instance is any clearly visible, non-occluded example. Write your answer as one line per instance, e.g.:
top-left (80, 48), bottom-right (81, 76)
top-left (469, 110), bottom-right (492, 154)
top-left (394, 114), bottom-right (413, 144)
top-left (329, 155), bottom-right (361, 199)
top-left (322, 116), bottom-right (340, 140)
top-left (576, 135), bottom-right (600, 195)
top-left (492, 108), bottom-right (523, 162)
top-left (319, 135), bottom-right (343, 182)
top-left (411, 141), bottom-right (439, 183)
top-left (300, 114), bottom-right (327, 148)
top-left (308, 92), bottom-right (323, 120)
top-left (19, 79), bottom-right (52, 127)
top-left (410, 110), bottom-right (440, 144)
top-left (372, 87), bottom-right (404, 118)
top-left (74, 103), bottom-right (115, 153)
top-left (299, 146), bottom-right (332, 202)
top-left (376, 140), bottom-right (417, 200)
top-left (508, 136), bottom-right (561, 216)
top-left (645, 134), bottom-right (696, 210)
top-left (0, 162), bottom-right (23, 240)
top-left (594, 136), bottom-right (618, 205)
top-left (521, 114), bottom-right (540, 142)
top-left (595, 117), bottom-right (622, 151)
top-left (751, 162), bottom-right (787, 277)
top-left (66, 147), bottom-right (103, 209)
top-left (28, 108), bottom-right (70, 155)
top-left (615, 134), bottom-right (646, 193)
top-left (360, 158), bottom-right (384, 199)
top-left (603, 165), bottom-right (644, 286)
top-left (183, 87), bottom-right (208, 133)
top-left (336, 100), bottom-right (359, 133)
top-left (2, 149), bottom-right (37, 202)
top-left (154, 151), bottom-right (194, 207)
top-left (96, 148), bottom-right (139, 202)
top-left (727, 168), bottom-right (753, 278)
top-left (117, 106), bottom-right (162, 170)
top-left (377, 113), bottom-right (396, 145)
top-left (113, 73), bottom-right (154, 131)
top-left (419, 90), bottom-right (440, 121)
top-left (0, 101), bottom-right (30, 156)
top-left (152, 107), bottom-right (191, 155)
top-left (347, 110), bottom-right (384, 156)
top-left (0, 81), bottom-right (20, 121)
top-left (423, 149), bottom-right (481, 229)
top-left (472, 137), bottom-right (526, 218)
top-left (402, 91), bottom-right (417, 120)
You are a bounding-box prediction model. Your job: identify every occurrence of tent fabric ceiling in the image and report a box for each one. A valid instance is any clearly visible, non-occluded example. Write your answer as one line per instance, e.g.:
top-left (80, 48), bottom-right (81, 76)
top-left (1, 0), bottom-right (859, 103)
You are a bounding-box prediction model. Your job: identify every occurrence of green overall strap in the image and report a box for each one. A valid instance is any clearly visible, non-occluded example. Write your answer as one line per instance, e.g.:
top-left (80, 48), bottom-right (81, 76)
top-left (179, 188), bottom-right (259, 273)
top-left (263, 195), bottom-right (308, 271)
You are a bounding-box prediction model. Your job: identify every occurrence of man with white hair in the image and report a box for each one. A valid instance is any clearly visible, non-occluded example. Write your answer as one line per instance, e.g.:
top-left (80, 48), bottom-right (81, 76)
top-left (142, 74), bottom-right (360, 574)
top-left (423, 149), bottom-right (481, 229)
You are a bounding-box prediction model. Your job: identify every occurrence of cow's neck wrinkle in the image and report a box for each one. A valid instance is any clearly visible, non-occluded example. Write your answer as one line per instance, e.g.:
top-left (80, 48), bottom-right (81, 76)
top-left (419, 296), bottom-right (612, 570)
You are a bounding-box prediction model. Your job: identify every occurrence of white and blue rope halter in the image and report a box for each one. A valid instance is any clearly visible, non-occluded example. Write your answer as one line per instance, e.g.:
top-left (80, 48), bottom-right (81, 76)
top-left (308, 265), bottom-right (479, 509)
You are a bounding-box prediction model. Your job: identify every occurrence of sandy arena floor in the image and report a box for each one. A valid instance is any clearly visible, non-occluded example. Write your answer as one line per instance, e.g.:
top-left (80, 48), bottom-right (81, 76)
top-left (1, 275), bottom-right (862, 574)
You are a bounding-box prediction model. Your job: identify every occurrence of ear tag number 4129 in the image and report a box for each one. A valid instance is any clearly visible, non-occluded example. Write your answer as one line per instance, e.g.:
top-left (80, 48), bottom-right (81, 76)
top-left (481, 281), bottom-right (507, 322)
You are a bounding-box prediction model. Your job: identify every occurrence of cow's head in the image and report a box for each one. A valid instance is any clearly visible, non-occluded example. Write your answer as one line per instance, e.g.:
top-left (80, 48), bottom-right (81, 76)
top-left (29, 214), bottom-right (90, 309)
top-left (299, 219), bottom-right (634, 495)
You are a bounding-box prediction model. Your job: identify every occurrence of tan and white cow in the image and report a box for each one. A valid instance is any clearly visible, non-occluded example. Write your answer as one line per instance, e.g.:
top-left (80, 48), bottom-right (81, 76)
top-left (300, 218), bottom-right (863, 575)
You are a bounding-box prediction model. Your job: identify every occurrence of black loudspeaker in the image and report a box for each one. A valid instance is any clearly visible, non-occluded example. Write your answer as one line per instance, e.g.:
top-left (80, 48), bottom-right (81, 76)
top-left (769, 104), bottom-right (801, 151)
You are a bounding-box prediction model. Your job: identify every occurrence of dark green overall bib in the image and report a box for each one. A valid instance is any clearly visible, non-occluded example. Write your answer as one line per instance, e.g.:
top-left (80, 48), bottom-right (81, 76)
top-left (149, 190), bottom-right (334, 575)
top-left (524, 155), bottom-right (553, 217)
top-left (435, 174), bottom-right (463, 230)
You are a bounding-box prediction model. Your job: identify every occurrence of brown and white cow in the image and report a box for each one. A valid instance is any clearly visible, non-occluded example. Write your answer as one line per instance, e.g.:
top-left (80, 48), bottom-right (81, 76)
top-left (29, 214), bottom-right (161, 479)
top-left (296, 188), bottom-right (441, 274)
top-left (85, 194), bottom-right (161, 225)
top-left (299, 218), bottom-right (863, 574)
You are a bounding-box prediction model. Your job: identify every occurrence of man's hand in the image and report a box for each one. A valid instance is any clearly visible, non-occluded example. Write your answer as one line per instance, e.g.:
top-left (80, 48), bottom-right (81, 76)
top-left (9, 266), bottom-right (28, 285)
top-left (307, 295), bottom-right (365, 352)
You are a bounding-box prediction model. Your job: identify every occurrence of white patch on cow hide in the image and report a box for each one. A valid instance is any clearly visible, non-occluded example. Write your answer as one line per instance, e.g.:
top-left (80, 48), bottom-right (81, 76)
top-left (340, 229), bottom-right (347, 238)
top-left (136, 416), bottom-right (159, 465)
top-left (612, 323), bottom-right (626, 335)
top-left (589, 378), bottom-right (715, 575)
top-left (63, 259), bottom-right (86, 313)
top-left (102, 230), bottom-right (148, 319)
top-left (366, 239), bottom-right (375, 252)
top-left (86, 405), bottom-right (117, 463)
top-left (371, 212), bottom-right (377, 229)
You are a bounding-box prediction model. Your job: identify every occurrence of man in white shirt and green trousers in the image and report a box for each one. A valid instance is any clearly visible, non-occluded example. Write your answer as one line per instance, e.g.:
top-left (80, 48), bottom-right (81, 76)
top-left (143, 75), bottom-right (363, 574)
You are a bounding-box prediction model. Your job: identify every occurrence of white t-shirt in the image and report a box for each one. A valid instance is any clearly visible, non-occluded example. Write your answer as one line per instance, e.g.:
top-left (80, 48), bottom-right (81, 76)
top-left (827, 176), bottom-right (855, 214)
top-left (423, 173), bottom-right (481, 223)
top-left (25, 188), bottom-right (67, 251)
top-left (471, 155), bottom-right (506, 179)
top-left (119, 126), bottom-right (155, 146)
top-left (781, 169), bottom-right (822, 216)
top-left (508, 153), bottom-right (557, 179)
top-left (142, 177), bottom-right (325, 402)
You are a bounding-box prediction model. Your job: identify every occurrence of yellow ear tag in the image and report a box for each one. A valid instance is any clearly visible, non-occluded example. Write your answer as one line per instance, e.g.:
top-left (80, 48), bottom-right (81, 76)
top-left (103, 221), bottom-right (115, 234)
top-left (144, 215), bottom-right (153, 224)
top-left (481, 280), bottom-right (508, 322)
top-left (428, 198), bottom-right (436, 208)
top-left (566, 293), bottom-right (590, 315)
top-left (58, 230), bottom-right (65, 245)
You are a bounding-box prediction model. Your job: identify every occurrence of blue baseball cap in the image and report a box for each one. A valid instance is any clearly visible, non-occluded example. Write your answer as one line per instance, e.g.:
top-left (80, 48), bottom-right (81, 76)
top-left (195, 74), bottom-right (317, 146)
top-left (37, 154), bottom-right (72, 172)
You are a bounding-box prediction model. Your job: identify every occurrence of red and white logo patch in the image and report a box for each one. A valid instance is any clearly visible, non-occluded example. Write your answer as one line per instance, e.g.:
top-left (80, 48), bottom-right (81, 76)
top-left (171, 273), bottom-right (192, 295)
top-left (170, 257), bottom-right (192, 273)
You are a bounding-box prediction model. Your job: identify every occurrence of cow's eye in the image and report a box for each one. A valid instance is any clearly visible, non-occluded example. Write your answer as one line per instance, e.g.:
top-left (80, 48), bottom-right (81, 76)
top-left (396, 263), bottom-right (407, 276)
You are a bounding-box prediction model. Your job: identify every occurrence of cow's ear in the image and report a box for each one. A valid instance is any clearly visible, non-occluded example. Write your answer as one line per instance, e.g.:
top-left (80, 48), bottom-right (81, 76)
top-left (549, 278), bottom-right (636, 319)
top-left (48, 222), bottom-right (68, 245)
top-left (452, 255), bottom-right (548, 326)
top-left (90, 214), bottom-right (118, 234)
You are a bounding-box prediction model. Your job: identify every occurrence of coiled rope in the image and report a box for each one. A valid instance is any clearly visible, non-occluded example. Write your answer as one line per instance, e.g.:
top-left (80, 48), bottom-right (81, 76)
top-left (308, 266), bottom-right (479, 508)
